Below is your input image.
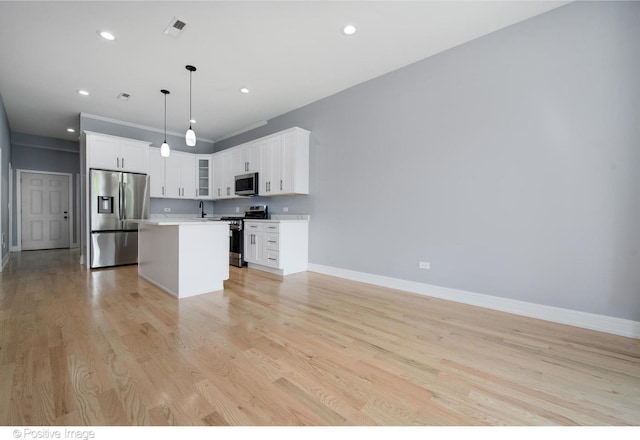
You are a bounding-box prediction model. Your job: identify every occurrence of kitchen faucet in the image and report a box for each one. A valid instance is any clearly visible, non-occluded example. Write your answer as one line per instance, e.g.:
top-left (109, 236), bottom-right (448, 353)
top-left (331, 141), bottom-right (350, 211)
top-left (199, 200), bottom-right (206, 218)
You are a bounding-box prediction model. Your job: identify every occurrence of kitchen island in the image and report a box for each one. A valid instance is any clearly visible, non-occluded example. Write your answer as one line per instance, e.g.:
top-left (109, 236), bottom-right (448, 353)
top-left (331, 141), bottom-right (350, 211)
top-left (137, 219), bottom-right (230, 298)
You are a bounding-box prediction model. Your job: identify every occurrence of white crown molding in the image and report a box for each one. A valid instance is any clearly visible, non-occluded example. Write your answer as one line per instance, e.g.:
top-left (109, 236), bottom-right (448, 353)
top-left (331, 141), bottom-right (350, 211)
top-left (214, 120), bottom-right (268, 144)
top-left (80, 112), bottom-right (214, 144)
top-left (12, 141), bottom-right (80, 154)
top-left (307, 263), bottom-right (640, 339)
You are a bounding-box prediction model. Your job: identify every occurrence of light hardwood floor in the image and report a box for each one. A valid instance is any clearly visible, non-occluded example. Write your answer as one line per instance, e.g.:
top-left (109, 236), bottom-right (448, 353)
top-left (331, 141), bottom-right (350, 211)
top-left (0, 249), bottom-right (638, 426)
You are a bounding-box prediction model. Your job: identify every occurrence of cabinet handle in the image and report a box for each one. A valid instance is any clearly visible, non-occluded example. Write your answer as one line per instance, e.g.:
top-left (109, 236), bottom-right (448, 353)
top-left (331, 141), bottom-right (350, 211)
top-left (162, 187), bottom-right (165, 196)
top-left (122, 157), bottom-right (125, 169)
top-left (218, 188), bottom-right (220, 197)
top-left (280, 179), bottom-right (283, 191)
top-left (267, 240), bottom-right (276, 244)
top-left (268, 257), bottom-right (277, 261)
top-left (117, 157), bottom-right (120, 168)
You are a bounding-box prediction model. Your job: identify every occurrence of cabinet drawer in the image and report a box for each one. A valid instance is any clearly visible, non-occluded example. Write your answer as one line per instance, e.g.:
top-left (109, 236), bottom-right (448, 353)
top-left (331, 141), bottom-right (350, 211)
top-left (264, 250), bottom-right (280, 268)
top-left (245, 223), bottom-right (265, 232)
top-left (264, 223), bottom-right (280, 233)
top-left (265, 233), bottom-right (279, 251)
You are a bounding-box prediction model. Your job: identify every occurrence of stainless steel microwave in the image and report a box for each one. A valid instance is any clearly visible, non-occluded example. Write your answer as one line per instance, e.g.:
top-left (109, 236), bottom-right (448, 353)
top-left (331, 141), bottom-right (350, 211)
top-left (235, 172), bottom-right (259, 196)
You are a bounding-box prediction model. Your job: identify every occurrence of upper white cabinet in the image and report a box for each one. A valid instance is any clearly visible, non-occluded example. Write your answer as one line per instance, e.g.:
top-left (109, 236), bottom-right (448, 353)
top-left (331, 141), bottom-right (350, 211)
top-left (149, 147), bottom-right (165, 197)
top-left (211, 127), bottom-right (310, 200)
top-left (195, 155), bottom-right (212, 199)
top-left (260, 127), bottom-right (309, 196)
top-left (149, 149), bottom-right (212, 200)
top-left (212, 150), bottom-right (235, 199)
top-left (165, 151), bottom-right (196, 199)
top-left (85, 131), bottom-right (150, 173)
top-left (235, 142), bottom-right (261, 174)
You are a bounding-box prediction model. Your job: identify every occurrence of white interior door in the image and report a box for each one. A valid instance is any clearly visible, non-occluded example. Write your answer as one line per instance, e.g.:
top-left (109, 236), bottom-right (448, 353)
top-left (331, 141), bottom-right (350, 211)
top-left (21, 172), bottom-right (70, 250)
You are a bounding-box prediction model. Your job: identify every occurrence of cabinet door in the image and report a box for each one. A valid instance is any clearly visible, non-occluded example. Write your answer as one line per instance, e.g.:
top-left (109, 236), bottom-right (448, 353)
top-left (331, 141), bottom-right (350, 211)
top-left (239, 142), bottom-right (261, 173)
top-left (119, 139), bottom-right (149, 173)
top-left (260, 135), bottom-right (283, 195)
top-left (179, 153), bottom-right (196, 199)
top-left (222, 152), bottom-right (234, 198)
top-left (164, 152), bottom-right (182, 198)
top-left (266, 128), bottom-right (309, 196)
top-left (257, 139), bottom-right (271, 195)
top-left (195, 155), bottom-right (212, 199)
top-left (149, 147), bottom-right (165, 198)
top-left (88, 135), bottom-right (120, 170)
top-left (230, 148), bottom-right (244, 176)
top-left (244, 230), bottom-right (263, 264)
top-left (212, 151), bottom-right (235, 199)
top-left (212, 153), bottom-right (224, 199)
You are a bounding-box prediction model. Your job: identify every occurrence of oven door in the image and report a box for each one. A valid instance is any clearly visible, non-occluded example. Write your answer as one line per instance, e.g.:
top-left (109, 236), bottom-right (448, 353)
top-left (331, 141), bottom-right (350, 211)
top-left (229, 223), bottom-right (246, 267)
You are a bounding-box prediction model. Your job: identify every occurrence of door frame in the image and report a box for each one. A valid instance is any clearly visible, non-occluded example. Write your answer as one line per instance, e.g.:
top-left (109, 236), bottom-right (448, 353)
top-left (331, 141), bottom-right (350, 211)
top-left (15, 169), bottom-right (74, 252)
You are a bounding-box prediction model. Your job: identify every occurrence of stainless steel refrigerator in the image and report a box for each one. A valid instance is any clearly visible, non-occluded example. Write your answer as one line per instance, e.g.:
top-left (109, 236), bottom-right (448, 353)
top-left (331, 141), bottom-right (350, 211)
top-left (90, 169), bottom-right (150, 269)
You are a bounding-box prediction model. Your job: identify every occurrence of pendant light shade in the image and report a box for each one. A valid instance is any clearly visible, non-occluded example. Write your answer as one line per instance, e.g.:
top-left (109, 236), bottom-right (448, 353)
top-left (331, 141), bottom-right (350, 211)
top-left (160, 89), bottom-right (171, 157)
top-left (185, 65), bottom-right (197, 147)
top-left (185, 127), bottom-right (196, 146)
top-left (160, 141), bottom-right (170, 158)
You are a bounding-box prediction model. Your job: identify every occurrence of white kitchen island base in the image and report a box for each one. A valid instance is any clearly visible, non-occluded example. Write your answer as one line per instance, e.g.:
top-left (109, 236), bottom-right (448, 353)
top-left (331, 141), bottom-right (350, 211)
top-left (138, 220), bottom-right (230, 298)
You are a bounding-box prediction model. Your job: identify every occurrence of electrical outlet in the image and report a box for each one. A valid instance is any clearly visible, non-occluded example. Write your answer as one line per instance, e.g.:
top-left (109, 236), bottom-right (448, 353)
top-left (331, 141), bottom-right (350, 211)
top-left (283, 207), bottom-right (289, 212)
top-left (419, 261), bottom-right (430, 270)
top-left (164, 207), bottom-right (171, 212)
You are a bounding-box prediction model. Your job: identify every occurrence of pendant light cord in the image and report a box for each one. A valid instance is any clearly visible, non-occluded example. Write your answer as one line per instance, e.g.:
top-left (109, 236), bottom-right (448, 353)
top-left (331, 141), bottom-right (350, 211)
top-left (164, 92), bottom-right (167, 142)
top-left (189, 70), bottom-right (192, 129)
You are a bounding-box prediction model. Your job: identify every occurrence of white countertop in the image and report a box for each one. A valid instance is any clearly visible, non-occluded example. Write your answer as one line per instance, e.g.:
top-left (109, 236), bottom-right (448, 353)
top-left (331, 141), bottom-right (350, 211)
top-left (246, 215), bottom-right (310, 222)
top-left (139, 219), bottom-right (230, 226)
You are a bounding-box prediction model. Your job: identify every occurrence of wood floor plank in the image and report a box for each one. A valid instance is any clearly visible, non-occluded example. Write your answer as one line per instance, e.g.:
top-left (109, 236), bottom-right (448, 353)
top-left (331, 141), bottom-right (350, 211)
top-left (0, 249), bottom-right (638, 426)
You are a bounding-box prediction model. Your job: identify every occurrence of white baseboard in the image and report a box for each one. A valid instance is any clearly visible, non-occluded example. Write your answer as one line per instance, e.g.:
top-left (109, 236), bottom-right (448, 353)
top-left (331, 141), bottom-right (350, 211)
top-left (307, 263), bottom-right (640, 339)
top-left (1, 252), bottom-right (9, 270)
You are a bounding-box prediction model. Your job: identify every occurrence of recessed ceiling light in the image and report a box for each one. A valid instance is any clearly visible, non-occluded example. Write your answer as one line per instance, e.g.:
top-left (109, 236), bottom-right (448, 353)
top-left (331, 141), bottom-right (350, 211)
top-left (342, 24), bottom-right (357, 36)
top-left (77, 90), bottom-right (90, 96)
top-left (66, 128), bottom-right (75, 133)
top-left (97, 30), bottom-right (116, 41)
top-left (240, 87), bottom-right (250, 94)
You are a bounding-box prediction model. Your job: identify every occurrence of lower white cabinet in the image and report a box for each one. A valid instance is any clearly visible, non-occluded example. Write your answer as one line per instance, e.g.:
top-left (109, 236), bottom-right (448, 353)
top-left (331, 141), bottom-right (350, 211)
top-left (243, 220), bottom-right (308, 275)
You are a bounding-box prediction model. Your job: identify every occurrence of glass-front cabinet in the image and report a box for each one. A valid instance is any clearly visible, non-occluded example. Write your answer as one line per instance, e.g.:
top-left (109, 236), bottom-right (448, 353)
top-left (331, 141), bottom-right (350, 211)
top-left (195, 155), bottom-right (212, 199)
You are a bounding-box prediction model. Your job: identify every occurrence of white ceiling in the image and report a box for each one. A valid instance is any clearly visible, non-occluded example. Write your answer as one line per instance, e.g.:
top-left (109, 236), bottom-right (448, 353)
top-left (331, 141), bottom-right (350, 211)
top-left (0, 1), bottom-right (568, 144)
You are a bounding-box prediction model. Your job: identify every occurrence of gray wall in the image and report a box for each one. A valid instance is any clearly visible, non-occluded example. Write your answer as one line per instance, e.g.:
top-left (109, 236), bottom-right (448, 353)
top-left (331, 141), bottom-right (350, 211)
top-left (10, 133), bottom-right (80, 246)
top-left (0, 94), bottom-right (10, 262)
top-left (215, 2), bottom-right (640, 321)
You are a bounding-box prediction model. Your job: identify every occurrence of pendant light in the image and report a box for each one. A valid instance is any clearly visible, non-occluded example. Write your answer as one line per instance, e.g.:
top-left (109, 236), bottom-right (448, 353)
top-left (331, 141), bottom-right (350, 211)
top-left (160, 89), bottom-right (171, 157)
top-left (185, 65), bottom-right (197, 147)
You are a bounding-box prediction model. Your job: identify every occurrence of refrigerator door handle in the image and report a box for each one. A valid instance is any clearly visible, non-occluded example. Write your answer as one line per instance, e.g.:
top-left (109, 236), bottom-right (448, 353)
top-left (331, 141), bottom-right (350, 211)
top-left (122, 181), bottom-right (127, 220)
top-left (118, 180), bottom-right (123, 221)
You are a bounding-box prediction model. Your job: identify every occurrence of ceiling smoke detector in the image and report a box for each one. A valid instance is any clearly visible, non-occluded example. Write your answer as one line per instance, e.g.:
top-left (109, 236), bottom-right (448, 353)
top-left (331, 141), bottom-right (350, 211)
top-left (163, 17), bottom-right (189, 38)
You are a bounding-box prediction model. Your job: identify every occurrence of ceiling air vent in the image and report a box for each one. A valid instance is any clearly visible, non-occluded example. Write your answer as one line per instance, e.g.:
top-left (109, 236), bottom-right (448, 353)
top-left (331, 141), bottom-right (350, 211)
top-left (163, 17), bottom-right (189, 38)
